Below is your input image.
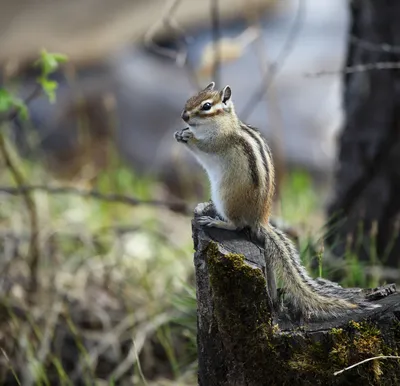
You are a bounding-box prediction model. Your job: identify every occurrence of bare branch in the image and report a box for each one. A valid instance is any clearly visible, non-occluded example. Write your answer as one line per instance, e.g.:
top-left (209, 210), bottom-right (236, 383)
top-left (241, 0), bottom-right (305, 120)
top-left (0, 185), bottom-right (190, 214)
top-left (305, 61), bottom-right (400, 78)
top-left (350, 35), bottom-right (400, 54)
top-left (0, 76), bottom-right (45, 296)
top-left (143, 0), bottom-right (201, 90)
top-left (211, 0), bottom-right (221, 86)
top-left (143, 0), bottom-right (183, 61)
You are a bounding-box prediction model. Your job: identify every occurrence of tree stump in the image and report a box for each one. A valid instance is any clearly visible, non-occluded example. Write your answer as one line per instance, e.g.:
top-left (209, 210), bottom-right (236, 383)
top-left (193, 202), bottom-right (399, 386)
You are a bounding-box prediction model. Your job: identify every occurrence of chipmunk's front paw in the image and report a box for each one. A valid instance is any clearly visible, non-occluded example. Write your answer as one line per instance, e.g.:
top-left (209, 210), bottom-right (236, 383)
top-left (174, 128), bottom-right (193, 143)
top-left (196, 216), bottom-right (216, 227)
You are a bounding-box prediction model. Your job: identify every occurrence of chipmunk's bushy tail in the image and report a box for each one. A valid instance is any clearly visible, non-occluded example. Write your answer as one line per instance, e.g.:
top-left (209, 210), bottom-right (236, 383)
top-left (263, 225), bottom-right (380, 320)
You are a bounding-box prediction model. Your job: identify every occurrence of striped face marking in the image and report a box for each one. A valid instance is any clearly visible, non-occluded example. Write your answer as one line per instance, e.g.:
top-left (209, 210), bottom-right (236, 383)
top-left (182, 84), bottom-right (233, 126)
top-left (197, 100), bottom-right (224, 118)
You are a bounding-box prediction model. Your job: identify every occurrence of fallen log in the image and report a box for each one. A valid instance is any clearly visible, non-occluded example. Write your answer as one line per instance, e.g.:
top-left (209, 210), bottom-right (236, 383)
top-left (193, 202), bottom-right (399, 386)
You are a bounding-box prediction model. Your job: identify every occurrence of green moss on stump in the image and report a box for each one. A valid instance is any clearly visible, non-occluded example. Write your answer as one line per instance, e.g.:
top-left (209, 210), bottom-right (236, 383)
top-left (206, 242), bottom-right (281, 383)
top-left (285, 319), bottom-right (400, 385)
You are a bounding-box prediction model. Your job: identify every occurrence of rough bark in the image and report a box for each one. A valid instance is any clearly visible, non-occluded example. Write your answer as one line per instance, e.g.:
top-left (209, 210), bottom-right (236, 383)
top-left (193, 202), bottom-right (399, 386)
top-left (327, 0), bottom-right (400, 268)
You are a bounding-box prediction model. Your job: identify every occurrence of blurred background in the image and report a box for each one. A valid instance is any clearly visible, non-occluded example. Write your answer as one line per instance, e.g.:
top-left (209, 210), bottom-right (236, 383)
top-left (1, 0), bottom-right (399, 384)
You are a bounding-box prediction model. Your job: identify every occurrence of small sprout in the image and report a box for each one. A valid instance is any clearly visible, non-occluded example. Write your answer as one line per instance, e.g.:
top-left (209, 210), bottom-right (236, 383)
top-left (0, 88), bottom-right (29, 120)
top-left (0, 89), bottom-right (14, 112)
top-left (35, 49), bottom-right (68, 103)
top-left (34, 49), bottom-right (68, 75)
top-left (36, 77), bottom-right (58, 103)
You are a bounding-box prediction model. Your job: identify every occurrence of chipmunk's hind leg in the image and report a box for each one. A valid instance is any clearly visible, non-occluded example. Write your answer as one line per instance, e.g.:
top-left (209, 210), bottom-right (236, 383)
top-left (196, 216), bottom-right (238, 231)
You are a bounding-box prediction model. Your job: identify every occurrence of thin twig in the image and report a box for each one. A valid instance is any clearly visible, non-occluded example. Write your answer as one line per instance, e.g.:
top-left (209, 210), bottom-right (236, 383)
top-left (211, 0), bottom-right (221, 86)
top-left (241, 0), bottom-right (305, 120)
top-left (350, 35), bottom-right (400, 54)
top-left (0, 185), bottom-right (190, 214)
top-left (0, 82), bottom-right (43, 295)
top-left (143, 0), bottom-right (183, 61)
top-left (305, 61), bottom-right (400, 78)
top-left (334, 355), bottom-right (400, 376)
top-left (0, 136), bottom-right (40, 295)
top-left (143, 0), bottom-right (200, 90)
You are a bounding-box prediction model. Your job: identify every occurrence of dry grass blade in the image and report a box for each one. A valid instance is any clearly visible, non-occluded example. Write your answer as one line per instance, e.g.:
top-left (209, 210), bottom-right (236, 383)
top-left (37, 302), bottom-right (63, 363)
top-left (1, 348), bottom-right (21, 386)
top-left (110, 312), bottom-right (172, 382)
top-left (334, 355), bottom-right (400, 376)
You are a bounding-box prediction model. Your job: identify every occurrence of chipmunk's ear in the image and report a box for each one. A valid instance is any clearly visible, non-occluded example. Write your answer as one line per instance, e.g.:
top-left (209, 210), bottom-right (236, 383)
top-left (220, 85), bottom-right (232, 104)
top-left (203, 82), bottom-right (215, 91)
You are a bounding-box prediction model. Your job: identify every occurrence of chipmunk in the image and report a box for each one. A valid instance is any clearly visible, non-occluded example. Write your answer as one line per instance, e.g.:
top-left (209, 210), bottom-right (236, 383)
top-left (174, 82), bottom-right (379, 320)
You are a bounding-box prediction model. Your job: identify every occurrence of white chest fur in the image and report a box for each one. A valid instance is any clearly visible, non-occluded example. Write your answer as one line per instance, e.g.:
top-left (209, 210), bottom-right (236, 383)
top-left (193, 152), bottom-right (227, 220)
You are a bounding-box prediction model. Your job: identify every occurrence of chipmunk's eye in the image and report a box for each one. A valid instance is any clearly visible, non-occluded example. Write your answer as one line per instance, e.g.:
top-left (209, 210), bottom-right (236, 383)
top-left (201, 102), bottom-right (212, 111)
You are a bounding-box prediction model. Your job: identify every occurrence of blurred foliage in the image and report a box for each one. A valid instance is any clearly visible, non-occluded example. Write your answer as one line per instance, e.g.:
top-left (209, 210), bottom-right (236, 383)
top-left (0, 50), bottom-right (67, 124)
top-left (279, 169), bottom-right (319, 225)
top-left (0, 154), bottom-right (197, 385)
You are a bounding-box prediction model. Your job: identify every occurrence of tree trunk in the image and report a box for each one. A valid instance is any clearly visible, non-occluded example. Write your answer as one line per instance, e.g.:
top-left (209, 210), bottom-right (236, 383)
top-left (193, 202), bottom-right (399, 386)
top-left (327, 0), bottom-right (400, 269)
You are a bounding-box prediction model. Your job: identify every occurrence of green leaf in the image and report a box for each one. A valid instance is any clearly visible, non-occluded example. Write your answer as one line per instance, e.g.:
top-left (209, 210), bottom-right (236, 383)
top-left (0, 89), bottom-right (14, 112)
top-left (52, 53), bottom-right (68, 63)
top-left (34, 50), bottom-right (68, 103)
top-left (0, 89), bottom-right (29, 120)
top-left (37, 76), bottom-right (58, 103)
top-left (35, 49), bottom-right (68, 75)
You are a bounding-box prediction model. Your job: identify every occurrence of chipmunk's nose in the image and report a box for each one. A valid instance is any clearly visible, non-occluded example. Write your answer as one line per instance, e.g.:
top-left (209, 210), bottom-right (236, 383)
top-left (181, 110), bottom-right (190, 122)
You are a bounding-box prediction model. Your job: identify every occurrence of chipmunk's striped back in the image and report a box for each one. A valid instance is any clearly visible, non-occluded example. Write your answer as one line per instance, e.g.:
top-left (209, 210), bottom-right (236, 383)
top-left (238, 123), bottom-right (275, 223)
